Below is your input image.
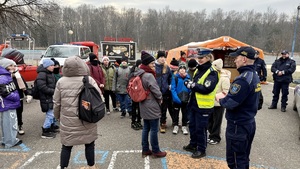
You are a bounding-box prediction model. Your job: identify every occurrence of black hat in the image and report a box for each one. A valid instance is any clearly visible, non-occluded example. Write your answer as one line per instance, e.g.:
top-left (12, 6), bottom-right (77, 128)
top-left (170, 58), bottom-right (179, 67)
top-left (141, 51), bottom-right (155, 65)
top-left (51, 58), bottom-right (60, 66)
top-left (180, 51), bottom-right (186, 56)
top-left (115, 58), bottom-right (122, 65)
top-left (121, 56), bottom-right (128, 62)
top-left (229, 46), bottom-right (256, 60)
top-left (281, 50), bottom-right (289, 55)
top-left (156, 51), bottom-right (166, 59)
top-left (135, 59), bottom-right (142, 67)
top-left (89, 53), bottom-right (97, 61)
top-left (188, 59), bottom-right (198, 68)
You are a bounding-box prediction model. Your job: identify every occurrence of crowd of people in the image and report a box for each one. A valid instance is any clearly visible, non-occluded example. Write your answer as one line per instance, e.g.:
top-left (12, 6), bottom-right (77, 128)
top-left (0, 46), bottom-right (296, 169)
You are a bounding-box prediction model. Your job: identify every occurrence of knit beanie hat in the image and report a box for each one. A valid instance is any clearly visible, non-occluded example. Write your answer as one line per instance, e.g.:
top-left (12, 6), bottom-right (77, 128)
top-left (89, 53), bottom-right (97, 61)
top-left (43, 59), bottom-right (55, 68)
top-left (121, 56), bottom-right (128, 62)
top-left (180, 51), bottom-right (186, 56)
top-left (212, 58), bottom-right (223, 71)
top-left (178, 63), bottom-right (187, 70)
top-left (156, 51), bottom-right (166, 59)
top-left (0, 58), bottom-right (16, 69)
top-left (141, 51), bottom-right (155, 65)
top-left (187, 59), bottom-right (198, 68)
top-left (102, 56), bottom-right (110, 62)
top-left (135, 59), bottom-right (142, 67)
top-left (51, 58), bottom-right (60, 66)
top-left (115, 58), bottom-right (122, 65)
top-left (169, 58), bottom-right (179, 70)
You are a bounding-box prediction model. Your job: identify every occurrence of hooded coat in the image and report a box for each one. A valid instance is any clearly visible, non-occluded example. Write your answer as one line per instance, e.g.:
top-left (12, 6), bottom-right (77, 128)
top-left (53, 56), bottom-right (100, 146)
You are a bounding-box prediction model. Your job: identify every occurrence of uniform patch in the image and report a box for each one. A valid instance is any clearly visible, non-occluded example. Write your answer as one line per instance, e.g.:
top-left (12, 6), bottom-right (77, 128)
top-left (204, 80), bottom-right (211, 88)
top-left (230, 83), bottom-right (241, 94)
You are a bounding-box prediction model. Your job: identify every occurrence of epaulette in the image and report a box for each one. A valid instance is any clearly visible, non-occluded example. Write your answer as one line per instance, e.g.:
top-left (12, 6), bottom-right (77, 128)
top-left (240, 71), bottom-right (254, 85)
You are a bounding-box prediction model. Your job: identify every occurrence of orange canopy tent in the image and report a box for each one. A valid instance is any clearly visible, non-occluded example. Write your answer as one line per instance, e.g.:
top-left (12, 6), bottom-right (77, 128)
top-left (166, 36), bottom-right (264, 64)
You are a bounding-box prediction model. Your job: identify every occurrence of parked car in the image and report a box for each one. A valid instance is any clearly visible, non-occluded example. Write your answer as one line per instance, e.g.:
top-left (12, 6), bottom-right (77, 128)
top-left (40, 44), bottom-right (91, 66)
top-left (293, 80), bottom-right (300, 140)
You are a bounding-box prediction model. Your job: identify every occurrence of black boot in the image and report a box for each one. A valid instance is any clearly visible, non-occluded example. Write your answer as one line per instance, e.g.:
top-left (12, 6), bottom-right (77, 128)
top-left (42, 127), bottom-right (56, 139)
top-left (120, 111), bottom-right (126, 118)
top-left (50, 123), bottom-right (60, 133)
top-left (268, 105), bottom-right (277, 109)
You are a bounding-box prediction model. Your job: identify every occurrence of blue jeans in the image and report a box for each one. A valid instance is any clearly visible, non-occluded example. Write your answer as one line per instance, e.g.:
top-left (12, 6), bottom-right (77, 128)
top-left (116, 94), bottom-right (132, 113)
top-left (142, 118), bottom-right (160, 153)
top-left (0, 109), bottom-right (20, 148)
top-left (43, 109), bottom-right (54, 129)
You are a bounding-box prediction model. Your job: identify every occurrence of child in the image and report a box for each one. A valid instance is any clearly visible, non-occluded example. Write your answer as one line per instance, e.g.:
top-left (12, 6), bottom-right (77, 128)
top-left (0, 58), bottom-right (22, 148)
top-left (171, 64), bottom-right (191, 135)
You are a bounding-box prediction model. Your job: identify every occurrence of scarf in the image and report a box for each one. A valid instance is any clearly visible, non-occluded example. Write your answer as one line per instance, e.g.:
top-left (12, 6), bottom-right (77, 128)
top-left (140, 64), bottom-right (156, 77)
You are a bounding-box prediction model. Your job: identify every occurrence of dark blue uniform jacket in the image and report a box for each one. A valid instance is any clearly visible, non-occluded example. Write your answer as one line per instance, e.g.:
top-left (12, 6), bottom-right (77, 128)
top-left (271, 57), bottom-right (296, 83)
top-left (220, 65), bottom-right (260, 124)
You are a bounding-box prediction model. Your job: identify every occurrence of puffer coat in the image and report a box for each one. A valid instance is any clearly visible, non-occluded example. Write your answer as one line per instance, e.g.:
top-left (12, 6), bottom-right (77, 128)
top-left (36, 65), bottom-right (56, 112)
top-left (53, 56), bottom-right (101, 146)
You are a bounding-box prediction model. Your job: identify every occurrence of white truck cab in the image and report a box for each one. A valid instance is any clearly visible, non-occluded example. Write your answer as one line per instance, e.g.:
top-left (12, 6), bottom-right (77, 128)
top-left (40, 44), bottom-right (91, 66)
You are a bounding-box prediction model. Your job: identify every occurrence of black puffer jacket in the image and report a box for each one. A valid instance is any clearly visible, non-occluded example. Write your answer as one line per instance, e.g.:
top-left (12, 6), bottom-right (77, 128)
top-left (36, 65), bottom-right (56, 112)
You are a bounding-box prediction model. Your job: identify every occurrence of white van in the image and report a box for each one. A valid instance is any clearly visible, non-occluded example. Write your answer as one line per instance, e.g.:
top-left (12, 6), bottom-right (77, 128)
top-left (40, 44), bottom-right (91, 66)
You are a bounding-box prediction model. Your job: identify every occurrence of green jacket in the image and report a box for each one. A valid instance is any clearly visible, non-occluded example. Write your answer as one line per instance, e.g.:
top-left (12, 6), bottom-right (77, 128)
top-left (101, 63), bottom-right (115, 91)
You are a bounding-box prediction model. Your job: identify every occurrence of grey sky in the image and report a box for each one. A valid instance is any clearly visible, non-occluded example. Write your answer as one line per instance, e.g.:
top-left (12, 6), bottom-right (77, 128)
top-left (58, 0), bottom-right (299, 16)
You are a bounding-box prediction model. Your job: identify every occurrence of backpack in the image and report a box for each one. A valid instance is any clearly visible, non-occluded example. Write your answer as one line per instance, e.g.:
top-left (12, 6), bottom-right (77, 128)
top-left (127, 73), bottom-right (150, 102)
top-left (31, 79), bottom-right (40, 100)
top-left (78, 76), bottom-right (105, 123)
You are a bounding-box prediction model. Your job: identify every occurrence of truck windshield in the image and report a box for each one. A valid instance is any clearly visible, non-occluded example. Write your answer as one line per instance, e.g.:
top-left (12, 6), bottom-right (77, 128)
top-left (44, 46), bottom-right (81, 58)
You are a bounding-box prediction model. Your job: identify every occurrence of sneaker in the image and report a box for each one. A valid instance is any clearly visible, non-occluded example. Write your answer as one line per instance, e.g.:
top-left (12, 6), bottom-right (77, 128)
top-left (152, 151), bottom-right (167, 158)
top-left (172, 125), bottom-right (179, 134)
top-left (136, 122), bottom-right (143, 129)
top-left (208, 139), bottom-right (220, 145)
top-left (131, 122), bottom-right (139, 130)
top-left (18, 125), bottom-right (25, 135)
top-left (112, 107), bottom-right (118, 111)
top-left (142, 150), bottom-right (152, 158)
top-left (182, 126), bottom-right (189, 135)
top-left (281, 107), bottom-right (286, 112)
top-left (41, 128), bottom-right (56, 139)
top-left (120, 111), bottom-right (126, 118)
top-left (183, 144), bottom-right (197, 153)
top-left (106, 110), bottom-right (111, 115)
top-left (50, 124), bottom-right (60, 133)
top-left (13, 140), bottom-right (23, 147)
top-left (191, 151), bottom-right (206, 158)
top-left (160, 123), bottom-right (166, 133)
top-left (207, 138), bottom-right (211, 142)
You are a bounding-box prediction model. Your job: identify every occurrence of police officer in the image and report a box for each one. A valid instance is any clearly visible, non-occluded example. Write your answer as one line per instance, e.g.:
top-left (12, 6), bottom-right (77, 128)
top-left (254, 51), bottom-right (267, 83)
top-left (268, 50), bottom-right (296, 112)
top-left (216, 46), bottom-right (261, 169)
top-left (182, 48), bottom-right (219, 158)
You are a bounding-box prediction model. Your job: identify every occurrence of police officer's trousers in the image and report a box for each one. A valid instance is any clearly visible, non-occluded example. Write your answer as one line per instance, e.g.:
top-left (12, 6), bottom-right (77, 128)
top-left (272, 81), bottom-right (289, 108)
top-left (226, 121), bottom-right (256, 169)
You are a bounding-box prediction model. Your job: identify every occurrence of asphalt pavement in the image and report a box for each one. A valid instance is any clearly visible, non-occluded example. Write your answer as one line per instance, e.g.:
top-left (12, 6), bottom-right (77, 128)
top-left (1, 84), bottom-right (300, 169)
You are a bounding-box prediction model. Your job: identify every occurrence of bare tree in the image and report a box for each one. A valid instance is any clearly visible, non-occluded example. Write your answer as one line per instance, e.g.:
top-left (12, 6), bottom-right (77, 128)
top-left (0, 0), bottom-right (59, 30)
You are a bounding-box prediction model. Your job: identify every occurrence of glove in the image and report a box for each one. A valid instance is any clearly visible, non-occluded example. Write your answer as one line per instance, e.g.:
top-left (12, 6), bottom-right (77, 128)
top-left (26, 95), bottom-right (33, 103)
top-left (184, 80), bottom-right (195, 89)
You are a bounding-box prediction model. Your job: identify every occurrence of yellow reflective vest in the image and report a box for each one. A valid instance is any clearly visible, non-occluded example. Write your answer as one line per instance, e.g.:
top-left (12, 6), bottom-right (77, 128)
top-left (194, 67), bottom-right (219, 109)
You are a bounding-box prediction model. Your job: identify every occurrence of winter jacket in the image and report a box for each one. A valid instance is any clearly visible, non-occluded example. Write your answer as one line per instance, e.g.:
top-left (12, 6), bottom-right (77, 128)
top-left (112, 65), bottom-right (130, 94)
top-left (171, 73), bottom-right (191, 105)
top-left (271, 57), bottom-right (296, 83)
top-left (87, 62), bottom-right (105, 88)
top-left (214, 69), bottom-right (231, 106)
top-left (53, 56), bottom-right (100, 146)
top-left (101, 63), bottom-right (115, 91)
top-left (0, 67), bottom-right (20, 112)
top-left (36, 65), bottom-right (56, 112)
top-left (155, 61), bottom-right (172, 95)
top-left (135, 68), bottom-right (162, 120)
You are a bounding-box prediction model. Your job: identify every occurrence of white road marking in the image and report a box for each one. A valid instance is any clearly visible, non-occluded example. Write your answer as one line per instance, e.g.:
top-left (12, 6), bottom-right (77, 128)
top-left (107, 150), bottom-right (150, 169)
top-left (19, 151), bottom-right (55, 169)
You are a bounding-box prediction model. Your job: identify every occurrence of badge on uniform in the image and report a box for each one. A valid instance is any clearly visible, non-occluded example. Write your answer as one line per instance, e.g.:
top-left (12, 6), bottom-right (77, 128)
top-left (230, 83), bottom-right (241, 94)
top-left (204, 80), bottom-right (211, 88)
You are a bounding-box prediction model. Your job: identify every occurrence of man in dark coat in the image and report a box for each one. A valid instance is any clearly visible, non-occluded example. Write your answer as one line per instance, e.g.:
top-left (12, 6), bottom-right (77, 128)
top-left (268, 50), bottom-right (296, 112)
